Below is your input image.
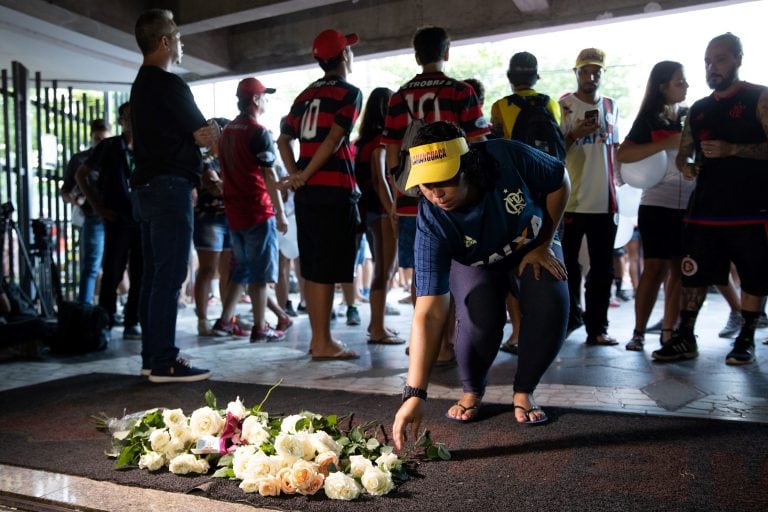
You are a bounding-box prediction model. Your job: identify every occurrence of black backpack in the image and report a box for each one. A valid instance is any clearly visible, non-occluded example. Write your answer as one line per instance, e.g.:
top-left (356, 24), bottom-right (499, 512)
top-left (509, 94), bottom-right (567, 162)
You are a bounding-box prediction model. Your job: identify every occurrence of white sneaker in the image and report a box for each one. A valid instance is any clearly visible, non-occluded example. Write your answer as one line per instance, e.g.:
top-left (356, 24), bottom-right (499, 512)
top-left (718, 311), bottom-right (743, 338)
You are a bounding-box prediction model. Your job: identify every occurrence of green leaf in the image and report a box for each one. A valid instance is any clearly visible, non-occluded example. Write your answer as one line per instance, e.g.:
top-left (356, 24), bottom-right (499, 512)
top-left (437, 444), bottom-right (452, 460)
top-left (205, 390), bottom-right (217, 409)
top-left (366, 438), bottom-right (380, 451)
top-left (212, 467), bottom-right (235, 478)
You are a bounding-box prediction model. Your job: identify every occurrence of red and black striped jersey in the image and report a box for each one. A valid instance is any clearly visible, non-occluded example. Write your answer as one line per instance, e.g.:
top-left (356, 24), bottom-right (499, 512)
top-left (281, 75), bottom-right (362, 205)
top-left (382, 72), bottom-right (489, 214)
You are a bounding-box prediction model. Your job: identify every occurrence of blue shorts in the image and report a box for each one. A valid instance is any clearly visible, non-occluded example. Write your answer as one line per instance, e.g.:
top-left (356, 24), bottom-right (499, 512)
top-left (229, 217), bottom-right (278, 285)
top-left (398, 216), bottom-right (416, 269)
top-left (193, 212), bottom-right (231, 251)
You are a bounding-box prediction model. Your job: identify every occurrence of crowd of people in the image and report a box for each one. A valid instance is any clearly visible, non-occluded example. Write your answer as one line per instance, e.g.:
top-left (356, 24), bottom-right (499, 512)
top-left (54, 7), bottom-right (767, 442)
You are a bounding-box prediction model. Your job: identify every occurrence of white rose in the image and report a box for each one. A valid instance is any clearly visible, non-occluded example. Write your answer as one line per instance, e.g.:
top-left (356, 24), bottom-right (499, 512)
top-left (189, 407), bottom-right (225, 440)
top-left (162, 408), bottom-right (187, 428)
top-left (168, 453), bottom-right (209, 475)
top-left (375, 452), bottom-right (401, 471)
top-left (361, 467), bottom-right (394, 496)
top-left (138, 451), bottom-right (165, 471)
top-left (309, 430), bottom-right (342, 455)
top-left (274, 433), bottom-right (305, 461)
top-left (241, 416), bottom-right (270, 447)
top-left (232, 446), bottom-right (259, 480)
top-left (323, 471), bottom-right (361, 501)
top-left (168, 424), bottom-right (190, 444)
top-left (348, 454), bottom-right (373, 479)
top-left (280, 414), bottom-right (304, 434)
top-left (165, 435), bottom-right (188, 458)
top-left (297, 432), bottom-right (317, 461)
top-left (257, 475), bottom-right (282, 497)
top-left (226, 397), bottom-right (249, 420)
top-left (239, 479), bottom-right (260, 493)
top-left (244, 452), bottom-right (273, 480)
top-left (149, 429), bottom-right (171, 453)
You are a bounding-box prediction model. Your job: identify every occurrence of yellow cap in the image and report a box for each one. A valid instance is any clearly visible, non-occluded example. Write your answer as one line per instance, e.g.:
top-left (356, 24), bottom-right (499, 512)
top-left (575, 48), bottom-right (606, 68)
top-left (405, 137), bottom-right (469, 190)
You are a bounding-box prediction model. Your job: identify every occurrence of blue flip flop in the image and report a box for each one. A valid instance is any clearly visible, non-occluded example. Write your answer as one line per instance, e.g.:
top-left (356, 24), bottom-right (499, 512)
top-left (514, 405), bottom-right (548, 425)
top-left (445, 402), bottom-right (481, 423)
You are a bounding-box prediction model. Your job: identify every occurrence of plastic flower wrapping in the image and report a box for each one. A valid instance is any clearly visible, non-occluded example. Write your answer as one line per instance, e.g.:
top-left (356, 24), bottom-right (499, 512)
top-left (96, 386), bottom-right (449, 501)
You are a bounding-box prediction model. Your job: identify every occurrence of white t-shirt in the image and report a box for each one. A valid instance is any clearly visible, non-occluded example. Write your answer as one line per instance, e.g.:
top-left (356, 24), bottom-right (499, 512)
top-left (559, 93), bottom-right (620, 214)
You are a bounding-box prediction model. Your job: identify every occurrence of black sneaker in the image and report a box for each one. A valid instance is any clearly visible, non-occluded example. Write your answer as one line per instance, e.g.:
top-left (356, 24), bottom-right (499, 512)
top-left (149, 359), bottom-right (211, 383)
top-left (297, 302), bottom-right (308, 315)
top-left (566, 317), bottom-right (584, 338)
top-left (651, 331), bottom-right (698, 361)
top-left (725, 336), bottom-right (755, 365)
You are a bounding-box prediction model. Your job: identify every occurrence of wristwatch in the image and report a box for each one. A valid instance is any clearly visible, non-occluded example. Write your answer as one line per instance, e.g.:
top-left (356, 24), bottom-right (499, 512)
top-left (402, 385), bottom-right (427, 403)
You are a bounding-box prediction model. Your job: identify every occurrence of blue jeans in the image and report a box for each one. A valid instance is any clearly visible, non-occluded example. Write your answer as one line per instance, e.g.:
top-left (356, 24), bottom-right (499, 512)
top-left (134, 176), bottom-right (194, 370)
top-left (78, 215), bottom-right (104, 304)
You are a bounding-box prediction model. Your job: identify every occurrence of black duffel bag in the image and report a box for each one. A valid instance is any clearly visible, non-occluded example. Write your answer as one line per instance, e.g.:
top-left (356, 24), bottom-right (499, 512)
top-left (49, 301), bottom-right (110, 354)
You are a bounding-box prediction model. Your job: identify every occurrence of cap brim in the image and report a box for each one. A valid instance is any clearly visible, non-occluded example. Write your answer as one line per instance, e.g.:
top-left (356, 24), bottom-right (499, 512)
top-left (405, 138), bottom-right (469, 190)
top-left (264, 87), bottom-right (276, 94)
top-left (345, 33), bottom-right (359, 46)
top-left (576, 60), bottom-right (604, 68)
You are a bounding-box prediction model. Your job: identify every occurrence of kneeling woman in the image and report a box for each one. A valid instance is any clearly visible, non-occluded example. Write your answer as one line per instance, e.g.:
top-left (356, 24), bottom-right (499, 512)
top-left (393, 121), bottom-right (570, 449)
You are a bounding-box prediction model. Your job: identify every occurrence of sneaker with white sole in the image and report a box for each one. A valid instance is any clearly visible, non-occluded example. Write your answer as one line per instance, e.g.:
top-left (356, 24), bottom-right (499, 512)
top-left (148, 359), bottom-right (211, 383)
top-left (718, 311), bottom-right (743, 338)
top-left (652, 331), bottom-right (698, 361)
top-left (251, 325), bottom-right (286, 343)
top-left (211, 318), bottom-right (249, 337)
top-left (346, 305), bottom-right (361, 326)
top-left (725, 336), bottom-right (755, 365)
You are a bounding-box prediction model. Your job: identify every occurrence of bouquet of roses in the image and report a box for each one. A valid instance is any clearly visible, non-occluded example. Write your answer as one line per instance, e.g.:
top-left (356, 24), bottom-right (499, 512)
top-left (96, 385), bottom-right (449, 501)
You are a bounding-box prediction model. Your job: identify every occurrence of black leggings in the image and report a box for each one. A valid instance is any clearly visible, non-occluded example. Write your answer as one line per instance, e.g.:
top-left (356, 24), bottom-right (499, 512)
top-left (449, 244), bottom-right (569, 397)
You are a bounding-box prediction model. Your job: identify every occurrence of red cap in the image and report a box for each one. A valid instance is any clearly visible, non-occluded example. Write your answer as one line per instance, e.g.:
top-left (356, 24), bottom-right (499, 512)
top-left (236, 78), bottom-right (276, 98)
top-left (312, 29), bottom-right (359, 61)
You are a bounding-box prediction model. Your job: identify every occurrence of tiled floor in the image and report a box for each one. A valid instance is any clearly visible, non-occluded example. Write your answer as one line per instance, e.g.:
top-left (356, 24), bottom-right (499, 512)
top-left (1, 287), bottom-right (767, 511)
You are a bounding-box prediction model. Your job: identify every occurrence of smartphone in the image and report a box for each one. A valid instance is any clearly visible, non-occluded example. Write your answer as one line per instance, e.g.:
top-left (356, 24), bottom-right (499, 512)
top-left (585, 109), bottom-right (599, 124)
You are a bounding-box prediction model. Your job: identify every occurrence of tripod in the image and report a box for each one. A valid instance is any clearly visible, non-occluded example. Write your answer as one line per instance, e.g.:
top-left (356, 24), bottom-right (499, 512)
top-left (0, 202), bottom-right (56, 319)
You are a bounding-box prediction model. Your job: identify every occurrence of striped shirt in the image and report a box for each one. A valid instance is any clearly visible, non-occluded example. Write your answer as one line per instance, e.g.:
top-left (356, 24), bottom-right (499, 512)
top-left (382, 72), bottom-right (489, 215)
top-left (281, 75), bottom-right (362, 205)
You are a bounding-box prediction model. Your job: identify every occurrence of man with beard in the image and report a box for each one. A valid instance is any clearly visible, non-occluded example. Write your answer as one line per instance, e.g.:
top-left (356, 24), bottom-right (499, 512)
top-left (652, 32), bottom-right (768, 365)
top-left (558, 48), bottom-right (620, 346)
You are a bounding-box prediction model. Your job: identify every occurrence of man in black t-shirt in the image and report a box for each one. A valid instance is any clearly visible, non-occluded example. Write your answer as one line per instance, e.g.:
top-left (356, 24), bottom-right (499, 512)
top-left (130, 8), bottom-right (219, 382)
top-left (75, 103), bottom-right (142, 341)
top-left (653, 33), bottom-right (768, 365)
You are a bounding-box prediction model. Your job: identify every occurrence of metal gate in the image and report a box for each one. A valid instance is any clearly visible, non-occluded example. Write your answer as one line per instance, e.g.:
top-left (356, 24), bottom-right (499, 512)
top-left (0, 60), bottom-right (127, 309)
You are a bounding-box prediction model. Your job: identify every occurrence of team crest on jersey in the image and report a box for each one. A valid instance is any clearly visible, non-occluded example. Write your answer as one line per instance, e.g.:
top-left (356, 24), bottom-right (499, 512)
top-left (464, 235), bottom-right (477, 248)
top-left (503, 188), bottom-right (526, 215)
top-left (681, 256), bottom-right (698, 277)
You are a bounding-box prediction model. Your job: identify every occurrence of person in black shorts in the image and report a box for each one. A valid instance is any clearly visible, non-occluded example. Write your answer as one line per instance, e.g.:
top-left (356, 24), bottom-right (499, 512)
top-left (277, 29), bottom-right (363, 361)
top-left (652, 33), bottom-right (768, 365)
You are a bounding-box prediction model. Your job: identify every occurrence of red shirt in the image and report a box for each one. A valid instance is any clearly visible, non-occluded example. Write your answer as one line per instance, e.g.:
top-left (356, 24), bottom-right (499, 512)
top-left (219, 114), bottom-right (276, 230)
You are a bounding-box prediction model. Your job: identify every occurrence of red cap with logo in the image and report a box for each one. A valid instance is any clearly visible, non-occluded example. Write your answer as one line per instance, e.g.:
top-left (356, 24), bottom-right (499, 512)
top-left (312, 29), bottom-right (359, 61)
top-left (236, 78), bottom-right (276, 98)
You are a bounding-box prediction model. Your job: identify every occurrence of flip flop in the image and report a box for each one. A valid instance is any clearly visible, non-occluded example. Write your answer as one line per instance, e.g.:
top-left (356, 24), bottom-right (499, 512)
top-left (367, 334), bottom-right (406, 345)
top-left (445, 401), bottom-right (481, 423)
top-left (310, 346), bottom-right (359, 361)
top-left (514, 404), bottom-right (549, 425)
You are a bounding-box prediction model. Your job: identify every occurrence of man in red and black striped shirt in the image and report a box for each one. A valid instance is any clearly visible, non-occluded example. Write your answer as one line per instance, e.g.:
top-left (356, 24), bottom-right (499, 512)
top-left (382, 25), bottom-right (489, 366)
top-left (278, 29), bottom-right (363, 361)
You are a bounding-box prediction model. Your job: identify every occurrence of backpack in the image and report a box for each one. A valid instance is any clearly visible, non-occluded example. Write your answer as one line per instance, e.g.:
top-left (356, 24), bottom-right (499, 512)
top-left (509, 94), bottom-right (567, 162)
top-left (392, 84), bottom-right (445, 197)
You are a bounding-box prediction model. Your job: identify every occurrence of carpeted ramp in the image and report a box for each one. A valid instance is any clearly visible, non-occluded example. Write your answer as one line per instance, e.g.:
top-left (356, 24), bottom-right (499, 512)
top-left (0, 373), bottom-right (766, 512)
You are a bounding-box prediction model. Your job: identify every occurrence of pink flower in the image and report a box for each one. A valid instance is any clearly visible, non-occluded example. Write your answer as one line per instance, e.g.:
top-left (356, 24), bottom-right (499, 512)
top-left (219, 412), bottom-right (243, 454)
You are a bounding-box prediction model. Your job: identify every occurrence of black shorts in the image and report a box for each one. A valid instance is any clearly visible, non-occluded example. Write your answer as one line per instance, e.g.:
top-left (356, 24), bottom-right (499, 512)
top-left (638, 205), bottom-right (686, 260)
top-left (295, 200), bottom-right (358, 284)
top-left (681, 223), bottom-right (768, 296)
